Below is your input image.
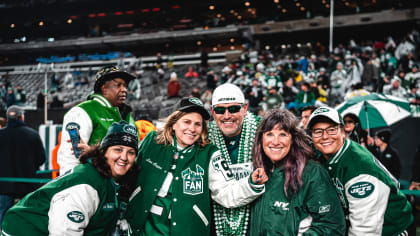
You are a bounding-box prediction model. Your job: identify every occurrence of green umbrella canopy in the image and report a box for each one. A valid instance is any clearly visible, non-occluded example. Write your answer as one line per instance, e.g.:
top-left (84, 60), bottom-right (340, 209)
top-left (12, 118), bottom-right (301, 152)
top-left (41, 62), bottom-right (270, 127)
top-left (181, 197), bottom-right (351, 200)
top-left (336, 93), bottom-right (411, 129)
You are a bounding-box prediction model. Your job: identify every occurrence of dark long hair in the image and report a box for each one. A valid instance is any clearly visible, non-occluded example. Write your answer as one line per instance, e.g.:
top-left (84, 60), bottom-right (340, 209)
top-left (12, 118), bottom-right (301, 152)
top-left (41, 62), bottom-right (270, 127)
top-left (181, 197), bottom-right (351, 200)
top-left (252, 109), bottom-right (313, 197)
top-left (80, 145), bottom-right (140, 194)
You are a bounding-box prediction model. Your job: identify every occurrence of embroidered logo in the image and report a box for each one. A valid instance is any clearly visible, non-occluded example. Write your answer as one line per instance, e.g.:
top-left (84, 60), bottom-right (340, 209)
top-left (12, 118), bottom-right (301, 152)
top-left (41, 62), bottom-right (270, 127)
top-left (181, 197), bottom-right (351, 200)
top-left (348, 181), bottom-right (375, 198)
top-left (189, 97), bottom-right (203, 106)
top-left (272, 201), bottom-right (289, 212)
top-left (67, 211), bottom-right (85, 223)
top-left (102, 202), bottom-right (115, 211)
top-left (319, 205), bottom-right (331, 213)
top-left (123, 124), bottom-right (137, 136)
top-left (182, 165), bottom-right (204, 195)
top-left (313, 107), bottom-right (330, 115)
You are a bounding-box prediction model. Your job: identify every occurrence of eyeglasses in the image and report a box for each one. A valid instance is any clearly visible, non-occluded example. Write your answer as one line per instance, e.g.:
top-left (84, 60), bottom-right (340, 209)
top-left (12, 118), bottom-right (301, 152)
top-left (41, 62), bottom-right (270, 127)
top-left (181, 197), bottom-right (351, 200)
top-left (213, 105), bottom-right (243, 115)
top-left (312, 126), bottom-right (339, 138)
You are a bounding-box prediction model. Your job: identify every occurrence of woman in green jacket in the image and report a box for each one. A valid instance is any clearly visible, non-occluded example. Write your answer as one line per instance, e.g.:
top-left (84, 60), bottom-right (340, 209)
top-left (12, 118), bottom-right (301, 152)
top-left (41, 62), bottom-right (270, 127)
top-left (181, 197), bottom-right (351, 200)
top-left (250, 109), bottom-right (346, 235)
top-left (125, 97), bottom-right (218, 236)
top-left (1, 121), bottom-right (139, 236)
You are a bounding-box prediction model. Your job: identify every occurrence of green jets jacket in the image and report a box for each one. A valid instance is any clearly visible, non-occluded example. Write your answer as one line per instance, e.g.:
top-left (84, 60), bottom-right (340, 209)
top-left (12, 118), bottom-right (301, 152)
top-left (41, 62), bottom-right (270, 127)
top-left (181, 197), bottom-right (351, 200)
top-left (57, 93), bottom-right (136, 174)
top-left (326, 139), bottom-right (413, 235)
top-left (125, 131), bottom-right (219, 236)
top-left (250, 160), bottom-right (346, 236)
top-left (1, 163), bottom-right (120, 236)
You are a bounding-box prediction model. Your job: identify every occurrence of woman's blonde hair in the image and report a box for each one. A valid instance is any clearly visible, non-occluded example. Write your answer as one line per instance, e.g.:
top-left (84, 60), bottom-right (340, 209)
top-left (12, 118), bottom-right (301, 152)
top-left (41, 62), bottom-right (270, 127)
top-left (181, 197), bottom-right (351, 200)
top-left (156, 111), bottom-right (210, 147)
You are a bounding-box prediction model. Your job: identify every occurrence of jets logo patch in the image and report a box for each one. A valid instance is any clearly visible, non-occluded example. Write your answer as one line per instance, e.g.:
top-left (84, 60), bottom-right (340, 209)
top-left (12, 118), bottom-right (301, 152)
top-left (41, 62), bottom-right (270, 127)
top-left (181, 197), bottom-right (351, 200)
top-left (67, 211), bottom-right (85, 223)
top-left (348, 181), bottom-right (374, 198)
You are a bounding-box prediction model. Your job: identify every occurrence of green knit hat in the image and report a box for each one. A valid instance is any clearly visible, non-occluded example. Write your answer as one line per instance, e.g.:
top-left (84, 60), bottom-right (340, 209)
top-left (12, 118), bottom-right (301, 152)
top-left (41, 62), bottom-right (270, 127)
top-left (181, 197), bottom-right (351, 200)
top-left (100, 121), bottom-right (138, 152)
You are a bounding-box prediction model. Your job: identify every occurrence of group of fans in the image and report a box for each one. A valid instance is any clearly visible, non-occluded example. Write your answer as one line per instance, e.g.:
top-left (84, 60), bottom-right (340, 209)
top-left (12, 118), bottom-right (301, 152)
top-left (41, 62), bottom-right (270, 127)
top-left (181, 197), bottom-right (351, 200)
top-left (0, 56), bottom-right (417, 235)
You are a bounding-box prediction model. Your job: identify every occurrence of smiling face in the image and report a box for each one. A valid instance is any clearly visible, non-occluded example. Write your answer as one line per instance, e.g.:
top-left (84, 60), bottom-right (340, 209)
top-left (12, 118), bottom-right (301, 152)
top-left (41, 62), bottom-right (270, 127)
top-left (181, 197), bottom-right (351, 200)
top-left (172, 112), bottom-right (203, 148)
top-left (311, 121), bottom-right (345, 160)
top-left (211, 103), bottom-right (248, 137)
top-left (262, 125), bottom-right (292, 163)
top-left (105, 145), bottom-right (136, 179)
top-left (101, 78), bottom-right (128, 107)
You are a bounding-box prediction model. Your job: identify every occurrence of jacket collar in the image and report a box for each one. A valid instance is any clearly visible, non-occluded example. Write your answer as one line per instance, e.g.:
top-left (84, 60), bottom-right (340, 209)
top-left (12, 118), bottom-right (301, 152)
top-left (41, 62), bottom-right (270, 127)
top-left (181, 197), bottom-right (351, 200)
top-left (6, 119), bottom-right (25, 128)
top-left (327, 138), bottom-right (351, 165)
top-left (89, 93), bottom-right (113, 108)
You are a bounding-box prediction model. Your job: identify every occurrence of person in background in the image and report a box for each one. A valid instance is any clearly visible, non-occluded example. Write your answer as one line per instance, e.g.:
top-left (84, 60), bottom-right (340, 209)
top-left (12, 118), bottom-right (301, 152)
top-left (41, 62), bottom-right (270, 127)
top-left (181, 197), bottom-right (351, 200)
top-left (409, 143), bottom-right (420, 190)
top-left (184, 66), bottom-right (199, 78)
top-left (57, 66), bottom-right (137, 175)
top-left (307, 106), bottom-right (413, 235)
top-left (0, 116), bottom-right (6, 128)
top-left (168, 72), bottom-right (181, 98)
top-left (246, 79), bottom-right (264, 115)
top-left (373, 129), bottom-right (401, 179)
top-left (1, 121), bottom-right (139, 235)
top-left (250, 109), bottom-right (346, 235)
top-left (190, 87), bottom-right (201, 99)
top-left (299, 105), bottom-right (319, 129)
top-left (263, 87), bottom-right (284, 111)
top-left (294, 81), bottom-right (316, 111)
top-left (14, 85), bottom-right (26, 105)
top-left (0, 106), bottom-right (46, 225)
top-left (383, 77), bottom-right (408, 99)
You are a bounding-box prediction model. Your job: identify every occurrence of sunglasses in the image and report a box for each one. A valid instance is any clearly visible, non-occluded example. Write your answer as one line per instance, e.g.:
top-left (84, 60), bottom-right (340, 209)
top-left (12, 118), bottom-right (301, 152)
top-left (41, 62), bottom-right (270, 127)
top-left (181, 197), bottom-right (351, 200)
top-left (213, 105), bottom-right (243, 114)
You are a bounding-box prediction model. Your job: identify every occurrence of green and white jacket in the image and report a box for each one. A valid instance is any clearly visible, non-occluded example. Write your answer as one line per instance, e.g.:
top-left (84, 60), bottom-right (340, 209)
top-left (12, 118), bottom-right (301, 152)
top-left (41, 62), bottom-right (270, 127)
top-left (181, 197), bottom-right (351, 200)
top-left (125, 131), bottom-right (218, 236)
top-left (250, 161), bottom-right (346, 236)
top-left (57, 93), bottom-right (136, 174)
top-left (1, 163), bottom-right (120, 236)
top-left (326, 139), bottom-right (413, 236)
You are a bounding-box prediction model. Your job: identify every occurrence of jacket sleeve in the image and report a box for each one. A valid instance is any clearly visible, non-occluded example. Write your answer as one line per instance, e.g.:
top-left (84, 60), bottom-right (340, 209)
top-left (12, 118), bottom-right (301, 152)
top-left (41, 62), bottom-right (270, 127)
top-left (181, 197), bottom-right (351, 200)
top-left (208, 150), bottom-right (265, 208)
top-left (345, 174), bottom-right (389, 236)
top-left (48, 184), bottom-right (100, 236)
top-left (300, 165), bottom-right (346, 236)
top-left (57, 107), bottom-right (93, 175)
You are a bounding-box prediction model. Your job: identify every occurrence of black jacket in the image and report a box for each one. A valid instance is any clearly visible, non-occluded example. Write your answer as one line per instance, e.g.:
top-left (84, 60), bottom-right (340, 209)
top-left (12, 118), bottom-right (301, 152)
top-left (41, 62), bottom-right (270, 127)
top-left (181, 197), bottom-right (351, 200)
top-left (0, 119), bottom-right (46, 196)
top-left (373, 145), bottom-right (401, 179)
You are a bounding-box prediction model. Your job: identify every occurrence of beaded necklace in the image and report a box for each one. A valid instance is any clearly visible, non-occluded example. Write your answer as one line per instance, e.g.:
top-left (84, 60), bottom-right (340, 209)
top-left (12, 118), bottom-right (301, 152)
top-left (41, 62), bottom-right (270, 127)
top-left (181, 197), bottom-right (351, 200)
top-left (209, 112), bottom-right (260, 236)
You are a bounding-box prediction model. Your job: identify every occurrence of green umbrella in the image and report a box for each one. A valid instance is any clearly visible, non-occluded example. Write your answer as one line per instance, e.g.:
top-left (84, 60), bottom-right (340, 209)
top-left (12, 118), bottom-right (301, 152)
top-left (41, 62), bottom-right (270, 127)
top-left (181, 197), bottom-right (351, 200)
top-left (335, 93), bottom-right (411, 131)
